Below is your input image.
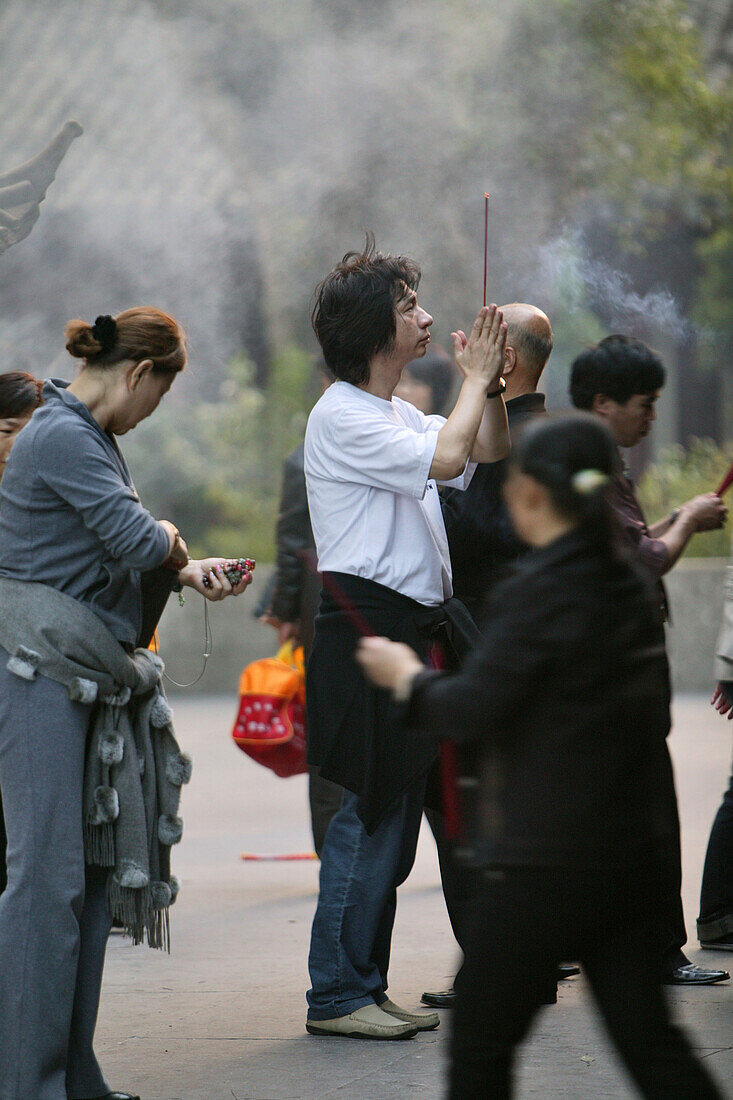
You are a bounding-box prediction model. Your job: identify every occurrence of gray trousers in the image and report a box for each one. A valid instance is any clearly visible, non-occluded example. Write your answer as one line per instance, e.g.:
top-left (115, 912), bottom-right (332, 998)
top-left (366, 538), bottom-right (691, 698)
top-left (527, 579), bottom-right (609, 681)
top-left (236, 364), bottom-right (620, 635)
top-left (0, 661), bottom-right (111, 1100)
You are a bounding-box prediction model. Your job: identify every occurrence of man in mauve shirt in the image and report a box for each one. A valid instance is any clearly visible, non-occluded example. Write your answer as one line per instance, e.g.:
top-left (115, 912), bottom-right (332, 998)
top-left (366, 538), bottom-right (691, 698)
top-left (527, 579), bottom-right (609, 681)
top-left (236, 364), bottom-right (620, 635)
top-left (570, 334), bottom-right (729, 987)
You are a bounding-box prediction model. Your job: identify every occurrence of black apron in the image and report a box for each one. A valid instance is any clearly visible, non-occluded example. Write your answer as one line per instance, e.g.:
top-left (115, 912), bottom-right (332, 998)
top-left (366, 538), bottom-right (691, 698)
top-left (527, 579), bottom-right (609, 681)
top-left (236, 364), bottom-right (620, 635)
top-left (306, 571), bottom-right (479, 833)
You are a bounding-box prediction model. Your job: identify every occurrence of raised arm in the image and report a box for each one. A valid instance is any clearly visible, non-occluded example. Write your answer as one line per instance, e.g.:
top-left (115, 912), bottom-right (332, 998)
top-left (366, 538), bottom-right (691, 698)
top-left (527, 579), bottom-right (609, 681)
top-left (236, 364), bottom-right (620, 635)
top-left (429, 305), bottom-right (509, 480)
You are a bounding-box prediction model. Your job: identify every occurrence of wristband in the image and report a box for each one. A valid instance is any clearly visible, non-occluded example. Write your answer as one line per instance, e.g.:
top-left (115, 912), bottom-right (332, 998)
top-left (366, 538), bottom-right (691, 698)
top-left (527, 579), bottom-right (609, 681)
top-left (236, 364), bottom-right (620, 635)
top-left (164, 529), bottom-right (188, 572)
top-left (486, 378), bottom-right (506, 399)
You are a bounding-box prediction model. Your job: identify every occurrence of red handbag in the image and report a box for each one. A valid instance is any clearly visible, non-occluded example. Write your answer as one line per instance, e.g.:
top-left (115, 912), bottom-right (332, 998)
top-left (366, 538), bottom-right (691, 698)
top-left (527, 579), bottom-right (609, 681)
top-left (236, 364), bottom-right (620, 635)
top-left (231, 642), bottom-right (307, 778)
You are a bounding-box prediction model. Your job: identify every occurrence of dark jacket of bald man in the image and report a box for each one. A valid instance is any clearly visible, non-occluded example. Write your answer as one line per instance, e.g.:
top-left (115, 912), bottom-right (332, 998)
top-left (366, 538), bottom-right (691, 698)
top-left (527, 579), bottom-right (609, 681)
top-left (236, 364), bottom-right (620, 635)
top-left (442, 302), bottom-right (552, 618)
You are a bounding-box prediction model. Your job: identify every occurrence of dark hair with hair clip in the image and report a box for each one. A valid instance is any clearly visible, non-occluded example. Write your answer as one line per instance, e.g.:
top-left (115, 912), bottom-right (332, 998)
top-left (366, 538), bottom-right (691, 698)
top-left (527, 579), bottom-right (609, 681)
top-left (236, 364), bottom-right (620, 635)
top-left (312, 232), bottom-right (421, 386)
top-left (0, 371), bottom-right (44, 419)
top-left (512, 412), bottom-right (622, 556)
top-left (570, 334), bottom-right (666, 410)
top-left (64, 307), bottom-right (186, 374)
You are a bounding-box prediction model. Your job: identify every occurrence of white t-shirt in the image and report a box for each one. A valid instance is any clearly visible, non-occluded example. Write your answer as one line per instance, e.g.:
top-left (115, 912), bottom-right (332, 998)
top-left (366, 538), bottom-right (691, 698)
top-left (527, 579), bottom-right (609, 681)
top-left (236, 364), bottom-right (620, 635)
top-left (304, 381), bottom-right (475, 607)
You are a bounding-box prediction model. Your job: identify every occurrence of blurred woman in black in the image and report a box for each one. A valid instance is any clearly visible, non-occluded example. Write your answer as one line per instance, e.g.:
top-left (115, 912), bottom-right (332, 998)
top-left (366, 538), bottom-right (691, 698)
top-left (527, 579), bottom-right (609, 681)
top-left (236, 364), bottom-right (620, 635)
top-left (358, 413), bottom-right (722, 1099)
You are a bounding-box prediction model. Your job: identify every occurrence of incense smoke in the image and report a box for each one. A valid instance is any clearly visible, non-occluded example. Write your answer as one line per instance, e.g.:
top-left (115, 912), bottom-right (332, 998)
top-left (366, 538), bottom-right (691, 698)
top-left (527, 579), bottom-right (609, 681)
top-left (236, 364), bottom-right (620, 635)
top-left (531, 231), bottom-right (691, 341)
top-left (0, 0), bottom-right (708, 396)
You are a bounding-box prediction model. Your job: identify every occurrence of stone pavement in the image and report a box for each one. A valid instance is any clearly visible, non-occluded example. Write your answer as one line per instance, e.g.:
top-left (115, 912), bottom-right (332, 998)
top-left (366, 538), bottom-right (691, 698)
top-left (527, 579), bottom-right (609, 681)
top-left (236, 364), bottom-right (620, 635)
top-left (95, 694), bottom-right (733, 1099)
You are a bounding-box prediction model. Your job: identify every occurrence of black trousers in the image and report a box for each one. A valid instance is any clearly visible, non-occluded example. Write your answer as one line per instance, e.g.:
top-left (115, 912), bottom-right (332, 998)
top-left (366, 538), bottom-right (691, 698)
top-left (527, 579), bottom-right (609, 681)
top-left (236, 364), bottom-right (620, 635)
top-left (660, 824), bottom-right (691, 972)
top-left (426, 806), bottom-right (558, 1004)
top-left (698, 761), bottom-right (733, 941)
top-left (425, 804), bottom-right (471, 946)
top-left (307, 766), bottom-right (343, 858)
top-left (449, 864), bottom-right (722, 1100)
top-left (429, 773), bottom-right (689, 979)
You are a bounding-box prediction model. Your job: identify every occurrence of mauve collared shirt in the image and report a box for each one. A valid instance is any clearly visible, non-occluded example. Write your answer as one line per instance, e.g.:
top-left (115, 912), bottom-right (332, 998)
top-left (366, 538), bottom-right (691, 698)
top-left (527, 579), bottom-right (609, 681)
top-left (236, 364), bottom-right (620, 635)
top-left (608, 471), bottom-right (669, 577)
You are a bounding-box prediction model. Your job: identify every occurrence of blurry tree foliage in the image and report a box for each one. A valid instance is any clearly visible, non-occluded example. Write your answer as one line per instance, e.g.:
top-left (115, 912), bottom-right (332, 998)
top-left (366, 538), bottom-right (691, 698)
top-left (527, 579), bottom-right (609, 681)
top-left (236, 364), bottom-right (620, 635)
top-left (124, 347), bottom-right (314, 559)
top-left (508, 0), bottom-right (732, 372)
top-left (508, 0), bottom-right (732, 241)
top-left (639, 438), bottom-right (733, 556)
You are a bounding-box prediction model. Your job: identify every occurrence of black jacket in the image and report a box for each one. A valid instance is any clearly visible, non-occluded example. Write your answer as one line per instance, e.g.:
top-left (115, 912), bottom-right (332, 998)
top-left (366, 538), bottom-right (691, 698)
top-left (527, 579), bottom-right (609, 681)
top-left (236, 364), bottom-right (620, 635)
top-left (307, 572), bottom-right (480, 833)
top-left (404, 532), bottom-right (677, 869)
top-left (255, 443), bottom-right (320, 655)
top-left (442, 392), bottom-right (546, 612)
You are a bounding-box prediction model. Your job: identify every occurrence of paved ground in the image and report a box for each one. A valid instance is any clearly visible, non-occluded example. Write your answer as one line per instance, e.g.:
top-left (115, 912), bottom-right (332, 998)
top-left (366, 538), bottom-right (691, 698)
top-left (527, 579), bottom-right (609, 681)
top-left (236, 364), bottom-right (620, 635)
top-left (95, 694), bottom-right (733, 1099)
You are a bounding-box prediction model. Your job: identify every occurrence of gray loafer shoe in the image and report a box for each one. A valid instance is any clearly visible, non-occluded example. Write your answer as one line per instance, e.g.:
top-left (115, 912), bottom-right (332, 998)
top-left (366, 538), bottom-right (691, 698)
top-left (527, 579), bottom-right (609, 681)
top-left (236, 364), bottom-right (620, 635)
top-left (379, 996), bottom-right (440, 1031)
top-left (306, 1002), bottom-right (418, 1040)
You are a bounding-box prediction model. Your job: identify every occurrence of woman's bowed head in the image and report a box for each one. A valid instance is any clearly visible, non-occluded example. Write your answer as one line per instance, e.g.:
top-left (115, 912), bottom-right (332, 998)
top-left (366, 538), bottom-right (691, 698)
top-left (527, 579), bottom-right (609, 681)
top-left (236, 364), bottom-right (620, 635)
top-left (64, 308), bottom-right (187, 436)
top-left (65, 307), bottom-right (252, 601)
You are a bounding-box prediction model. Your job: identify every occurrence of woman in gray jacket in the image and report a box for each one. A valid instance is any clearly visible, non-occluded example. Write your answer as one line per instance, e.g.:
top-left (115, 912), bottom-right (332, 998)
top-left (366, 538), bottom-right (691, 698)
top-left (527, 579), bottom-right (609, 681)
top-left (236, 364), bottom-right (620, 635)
top-left (0, 309), bottom-right (250, 1100)
top-left (0, 370), bottom-right (44, 896)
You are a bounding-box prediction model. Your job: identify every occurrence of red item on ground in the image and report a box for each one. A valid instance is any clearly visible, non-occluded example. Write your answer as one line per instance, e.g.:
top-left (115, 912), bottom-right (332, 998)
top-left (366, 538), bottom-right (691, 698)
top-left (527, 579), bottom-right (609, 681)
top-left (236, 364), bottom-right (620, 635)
top-left (240, 851), bottom-right (318, 861)
top-left (231, 642), bottom-right (307, 778)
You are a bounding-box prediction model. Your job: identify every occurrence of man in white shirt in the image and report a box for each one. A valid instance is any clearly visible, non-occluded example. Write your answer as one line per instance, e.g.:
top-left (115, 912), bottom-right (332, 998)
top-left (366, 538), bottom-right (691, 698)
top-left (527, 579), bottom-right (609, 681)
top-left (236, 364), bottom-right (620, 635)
top-left (304, 239), bottom-right (509, 1039)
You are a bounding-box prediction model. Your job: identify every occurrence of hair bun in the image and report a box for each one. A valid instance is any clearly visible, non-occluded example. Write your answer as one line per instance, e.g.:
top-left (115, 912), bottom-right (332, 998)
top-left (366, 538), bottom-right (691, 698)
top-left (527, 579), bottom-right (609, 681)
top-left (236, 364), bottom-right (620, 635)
top-left (91, 314), bottom-right (117, 354)
top-left (64, 320), bottom-right (101, 359)
top-left (571, 468), bottom-right (610, 495)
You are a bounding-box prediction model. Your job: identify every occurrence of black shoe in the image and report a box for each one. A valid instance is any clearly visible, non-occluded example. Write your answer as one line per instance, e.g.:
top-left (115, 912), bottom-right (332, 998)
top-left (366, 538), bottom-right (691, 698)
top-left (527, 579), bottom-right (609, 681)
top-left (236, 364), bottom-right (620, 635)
top-left (69, 1092), bottom-right (141, 1100)
top-left (664, 964), bottom-right (730, 986)
top-left (421, 988), bottom-right (455, 1008)
top-left (421, 964), bottom-right (579, 1008)
top-left (557, 963), bottom-right (580, 979)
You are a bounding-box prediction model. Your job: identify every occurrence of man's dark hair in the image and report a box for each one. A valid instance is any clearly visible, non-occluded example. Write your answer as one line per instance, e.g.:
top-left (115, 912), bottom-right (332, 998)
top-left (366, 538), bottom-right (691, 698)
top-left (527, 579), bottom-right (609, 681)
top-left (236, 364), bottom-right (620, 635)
top-left (312, 234), bottom-right (421, 385)
top-left (570, 335), bottom-right (666, 410)
top-left (403, 347), bottom-right (453, 415)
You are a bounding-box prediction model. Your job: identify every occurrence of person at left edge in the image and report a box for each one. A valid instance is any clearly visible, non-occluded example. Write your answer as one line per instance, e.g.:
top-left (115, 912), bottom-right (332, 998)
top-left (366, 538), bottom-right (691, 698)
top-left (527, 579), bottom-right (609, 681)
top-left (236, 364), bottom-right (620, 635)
top-left (0, 370), bottom-right (44, 899)
top-left (0, 308), bottom-right (251, 1100)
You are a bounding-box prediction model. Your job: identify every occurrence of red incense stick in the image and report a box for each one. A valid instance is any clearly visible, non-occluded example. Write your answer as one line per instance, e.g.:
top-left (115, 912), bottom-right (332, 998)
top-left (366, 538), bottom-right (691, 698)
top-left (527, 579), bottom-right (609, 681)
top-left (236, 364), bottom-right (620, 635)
top-left (240, 851), bottom-right (318, 862)
top-left (483, 193), bottom-right (489, 307)
top-left (716, 461), bottom-right (733, 497)
top-left (301, 549), bottom-right (376, 637)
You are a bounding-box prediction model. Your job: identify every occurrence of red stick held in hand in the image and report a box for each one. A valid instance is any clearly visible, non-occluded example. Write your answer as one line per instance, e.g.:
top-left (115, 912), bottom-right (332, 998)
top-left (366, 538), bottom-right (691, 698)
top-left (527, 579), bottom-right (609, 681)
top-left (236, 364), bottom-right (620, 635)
top-left (301, 549), bottom-right (375, 637)
top-left (483, 193), bottom-right (489, 308)
top-left (715, 460), bottom-right (733, 497)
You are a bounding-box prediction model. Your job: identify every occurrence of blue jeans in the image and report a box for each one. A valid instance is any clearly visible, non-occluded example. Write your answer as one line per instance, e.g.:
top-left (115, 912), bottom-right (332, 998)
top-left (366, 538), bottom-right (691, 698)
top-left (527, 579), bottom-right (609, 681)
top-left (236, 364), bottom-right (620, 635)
top-left (306, 778), bottom-right (426, 1020)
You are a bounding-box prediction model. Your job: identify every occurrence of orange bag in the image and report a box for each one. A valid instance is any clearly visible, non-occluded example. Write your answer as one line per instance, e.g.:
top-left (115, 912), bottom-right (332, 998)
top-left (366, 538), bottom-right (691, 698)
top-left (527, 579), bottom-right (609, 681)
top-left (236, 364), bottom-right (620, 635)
top-left (231, 642), bottom-right (307, 778)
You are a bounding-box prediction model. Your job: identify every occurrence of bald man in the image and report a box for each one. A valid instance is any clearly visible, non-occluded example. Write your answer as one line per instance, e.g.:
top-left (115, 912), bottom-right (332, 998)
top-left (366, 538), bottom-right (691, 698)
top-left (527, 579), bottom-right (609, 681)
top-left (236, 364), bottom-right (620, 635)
top-left (420, 305), bottom-right (560, 1012)
top-left (442, 302), bottom-right (553, 614)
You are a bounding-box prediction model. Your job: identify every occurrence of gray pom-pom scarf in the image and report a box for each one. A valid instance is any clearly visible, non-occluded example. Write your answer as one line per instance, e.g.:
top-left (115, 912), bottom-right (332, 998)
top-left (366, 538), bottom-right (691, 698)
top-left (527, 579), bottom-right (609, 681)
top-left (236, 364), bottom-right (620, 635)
top-left (0, 577), bottom-right (191, 950)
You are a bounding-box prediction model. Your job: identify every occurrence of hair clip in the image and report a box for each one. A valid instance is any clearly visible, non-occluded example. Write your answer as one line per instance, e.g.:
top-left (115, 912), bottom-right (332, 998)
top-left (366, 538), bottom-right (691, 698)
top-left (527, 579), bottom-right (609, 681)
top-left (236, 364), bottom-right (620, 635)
top-left (571, 469), bottom-right (610, 495)
top-left (92, 314), bottom-right (118, 354)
